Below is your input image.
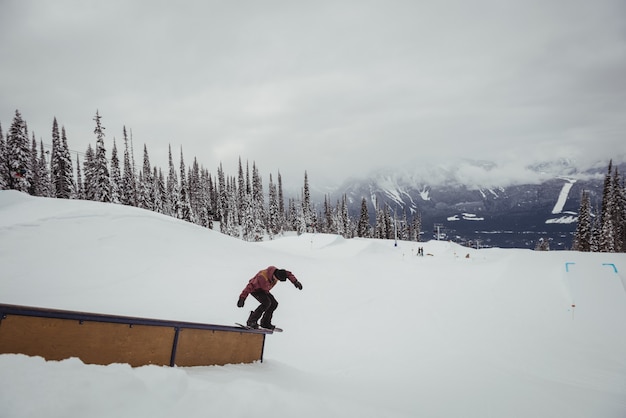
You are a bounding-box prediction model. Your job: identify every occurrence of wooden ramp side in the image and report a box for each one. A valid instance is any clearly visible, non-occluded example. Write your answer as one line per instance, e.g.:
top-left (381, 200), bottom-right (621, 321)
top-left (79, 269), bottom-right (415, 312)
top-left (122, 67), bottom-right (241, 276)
top-left (0, 304), bottom-right (269, 367)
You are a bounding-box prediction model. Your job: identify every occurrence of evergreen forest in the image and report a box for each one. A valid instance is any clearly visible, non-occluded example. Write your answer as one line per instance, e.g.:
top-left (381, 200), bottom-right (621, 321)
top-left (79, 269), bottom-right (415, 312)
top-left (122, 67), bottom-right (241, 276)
top-left (1, 110), bottom-right (422, 242)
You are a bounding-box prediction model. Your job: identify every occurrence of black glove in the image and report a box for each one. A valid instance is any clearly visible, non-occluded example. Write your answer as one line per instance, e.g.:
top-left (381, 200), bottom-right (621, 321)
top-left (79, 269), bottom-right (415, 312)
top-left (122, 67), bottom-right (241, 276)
top-left (237, 297), bottom-right (245, 308)
top-left (294, 280), bottom-right (303, 290)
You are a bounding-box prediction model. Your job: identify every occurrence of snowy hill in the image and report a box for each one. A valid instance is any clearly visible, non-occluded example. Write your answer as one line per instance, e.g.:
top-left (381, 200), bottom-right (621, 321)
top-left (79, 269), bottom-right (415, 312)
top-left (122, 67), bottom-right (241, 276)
top-left (1, 190), bottom-right (626, 418)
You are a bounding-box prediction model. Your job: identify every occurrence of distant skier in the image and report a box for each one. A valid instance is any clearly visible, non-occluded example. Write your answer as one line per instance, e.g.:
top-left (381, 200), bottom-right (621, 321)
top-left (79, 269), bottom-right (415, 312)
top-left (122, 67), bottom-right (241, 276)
top-left (237, 266), bottom-right (303, 330)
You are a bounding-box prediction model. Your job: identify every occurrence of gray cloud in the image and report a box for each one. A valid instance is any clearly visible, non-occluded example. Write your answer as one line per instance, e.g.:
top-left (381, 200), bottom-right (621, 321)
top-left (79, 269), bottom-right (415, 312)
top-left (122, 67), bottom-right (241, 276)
top-left (2, 0), bottom-right (625, 191)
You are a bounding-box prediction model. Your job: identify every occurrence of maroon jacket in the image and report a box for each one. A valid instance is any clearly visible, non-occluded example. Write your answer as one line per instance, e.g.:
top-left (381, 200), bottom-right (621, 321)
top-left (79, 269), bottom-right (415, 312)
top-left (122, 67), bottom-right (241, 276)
top-left (239, 266), bottom-right (298, 299)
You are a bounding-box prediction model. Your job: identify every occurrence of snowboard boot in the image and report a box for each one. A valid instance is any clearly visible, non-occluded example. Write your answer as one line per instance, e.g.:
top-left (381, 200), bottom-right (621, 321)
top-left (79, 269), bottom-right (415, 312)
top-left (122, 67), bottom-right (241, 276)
top-left (247, 311), bottom-right (260, 329)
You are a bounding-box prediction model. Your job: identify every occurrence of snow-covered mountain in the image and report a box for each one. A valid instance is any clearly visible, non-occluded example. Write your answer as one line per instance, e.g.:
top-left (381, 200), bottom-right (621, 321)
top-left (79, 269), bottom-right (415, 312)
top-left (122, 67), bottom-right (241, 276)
top-left (328, 160), bottom-right (620, 249)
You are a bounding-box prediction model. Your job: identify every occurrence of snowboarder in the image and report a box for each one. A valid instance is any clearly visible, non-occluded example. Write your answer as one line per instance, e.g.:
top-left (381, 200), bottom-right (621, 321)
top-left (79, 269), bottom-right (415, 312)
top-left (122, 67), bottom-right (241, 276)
top-left (237, 266), bottom-right (303, 330)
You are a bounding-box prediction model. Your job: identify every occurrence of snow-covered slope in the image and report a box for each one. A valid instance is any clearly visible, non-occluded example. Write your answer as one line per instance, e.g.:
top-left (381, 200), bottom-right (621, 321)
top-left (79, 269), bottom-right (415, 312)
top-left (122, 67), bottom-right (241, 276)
top-left (1, 190), bottom-right (625, 418)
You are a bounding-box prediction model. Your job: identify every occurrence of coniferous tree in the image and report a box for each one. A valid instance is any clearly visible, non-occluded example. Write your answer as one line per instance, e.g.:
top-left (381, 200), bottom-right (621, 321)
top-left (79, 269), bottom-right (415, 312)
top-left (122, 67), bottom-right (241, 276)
top-left (573, 190), bottom-right (592, 251)
top-left (0, 123), bottom-right (7, 190)
top-left (75, 153), bottom-right (85, 199)
top-left (535, 237), bottom-right (550, 251)
top-left (50, 117), bottom-right (60, 193)
top-left (267, 173), bottom-right (280, 239)
top-left (277, 171), bottom-right (286, 230)
top-left (110, 139), bottom-right (121, 204)
top-left (237, 157), bottom-right (246, 225)
top-left (612, 168), bottom-right (625, 252)
top-left (120, 127), bottom-right (136, 206)
top-left (358, 197), bottom-right (370, 238)
top-left (28, 134), bottom-right (39, 196)
top-left (49, 119), bottom-right (74, 198)
top-left (323, 195), bottom-right (333, 233)
top-left (166, 144), bottom-right (179, 216)
top-left (411, 210), bottom-right (422, 242)
top-left (178, 148), bottom-right (193, 222)
top-left (288, 197), bottom-right (298, 231)
top-left (92, 111), bottom-right (111, 202)
top-left (251, 162), bottom-right (265, 240)
top-left (217, 163), bottom-right (228, 233)
top-left (340, 194), bottom-right (350, 238)
top-left (226, 177), bottom-right (239, 237)
top-left (58, 127), bottom-right (74, 198)
top-left (83, 144), bottom-right (96, 200)
top-left (301, 171), bottom-right (313, 233)
top-left (153, 167), bottom-right (165, 214)
top-left (188, 158), bottom-right (201, 219)
top-left (38, 139), bottom-right (52, 197)
top-left (599, 161), bottom-right (616, 252)
top-left (6, 110), bottom-right (30, 192)
top-left (137, 144), bottom-right (153, 210)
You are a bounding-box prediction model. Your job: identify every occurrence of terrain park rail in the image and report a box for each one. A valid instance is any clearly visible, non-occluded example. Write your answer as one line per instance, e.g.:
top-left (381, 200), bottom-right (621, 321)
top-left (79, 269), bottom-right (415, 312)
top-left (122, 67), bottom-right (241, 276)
top-left (0, 303), bottom-right (270, 367)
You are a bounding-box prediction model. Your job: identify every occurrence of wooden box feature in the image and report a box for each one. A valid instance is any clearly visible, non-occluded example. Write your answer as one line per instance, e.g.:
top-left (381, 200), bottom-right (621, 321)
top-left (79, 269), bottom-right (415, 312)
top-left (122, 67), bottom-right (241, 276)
top-left (174, 328), bottom-right (265, 366)
top-left (0, 304), bottom-right (269, 367)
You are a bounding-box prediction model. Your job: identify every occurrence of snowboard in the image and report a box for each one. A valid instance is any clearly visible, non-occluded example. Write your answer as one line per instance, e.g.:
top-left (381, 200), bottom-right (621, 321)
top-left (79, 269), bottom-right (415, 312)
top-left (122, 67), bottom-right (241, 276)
top-left (235, 323), bottom-right (283, 333)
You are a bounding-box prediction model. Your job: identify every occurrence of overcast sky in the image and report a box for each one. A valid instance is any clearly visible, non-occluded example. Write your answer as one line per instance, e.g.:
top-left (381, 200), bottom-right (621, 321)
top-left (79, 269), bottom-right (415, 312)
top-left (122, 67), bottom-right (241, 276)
top-left (1, 0), bottom-right (625, 190)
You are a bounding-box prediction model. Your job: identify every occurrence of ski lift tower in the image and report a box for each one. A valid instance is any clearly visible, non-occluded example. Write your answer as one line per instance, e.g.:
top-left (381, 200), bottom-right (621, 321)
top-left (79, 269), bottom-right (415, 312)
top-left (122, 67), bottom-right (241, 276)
top-left (434, 223), bottom-right (444, 241)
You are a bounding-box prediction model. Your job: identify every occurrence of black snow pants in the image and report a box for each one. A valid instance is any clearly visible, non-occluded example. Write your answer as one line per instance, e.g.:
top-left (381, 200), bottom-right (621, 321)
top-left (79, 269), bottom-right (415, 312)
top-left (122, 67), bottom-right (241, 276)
top-left (247, 291), bottom-right (278, 327)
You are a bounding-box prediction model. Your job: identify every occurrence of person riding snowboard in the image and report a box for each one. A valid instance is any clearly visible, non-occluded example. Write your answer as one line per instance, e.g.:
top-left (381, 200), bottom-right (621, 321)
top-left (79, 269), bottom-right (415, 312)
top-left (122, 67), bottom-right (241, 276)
top-left (237, 266), bottom-right (303, 330)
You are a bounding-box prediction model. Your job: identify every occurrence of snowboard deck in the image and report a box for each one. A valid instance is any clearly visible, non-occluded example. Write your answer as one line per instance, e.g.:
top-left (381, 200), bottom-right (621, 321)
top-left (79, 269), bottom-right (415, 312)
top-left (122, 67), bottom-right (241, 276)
top-left (235, 323), bottom-right (283, 333)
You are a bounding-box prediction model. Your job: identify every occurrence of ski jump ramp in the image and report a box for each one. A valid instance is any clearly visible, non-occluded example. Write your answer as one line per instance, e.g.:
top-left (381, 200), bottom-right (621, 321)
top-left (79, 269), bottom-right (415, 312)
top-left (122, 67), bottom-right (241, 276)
top-left (0, 304), bottom-right (269, 367)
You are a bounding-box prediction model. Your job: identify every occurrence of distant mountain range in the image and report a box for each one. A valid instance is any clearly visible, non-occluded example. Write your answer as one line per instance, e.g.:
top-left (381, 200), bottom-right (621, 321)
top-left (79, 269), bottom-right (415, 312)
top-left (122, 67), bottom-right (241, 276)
top-left (323, 160), bottom-right (622, 249)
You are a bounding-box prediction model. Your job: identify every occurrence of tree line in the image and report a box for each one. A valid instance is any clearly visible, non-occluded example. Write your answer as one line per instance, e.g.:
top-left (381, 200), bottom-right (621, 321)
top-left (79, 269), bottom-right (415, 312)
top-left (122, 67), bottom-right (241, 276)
top-left (572, 160), bottom-right (626, 252)
top-left (1, 109), bottom-right (421, 242)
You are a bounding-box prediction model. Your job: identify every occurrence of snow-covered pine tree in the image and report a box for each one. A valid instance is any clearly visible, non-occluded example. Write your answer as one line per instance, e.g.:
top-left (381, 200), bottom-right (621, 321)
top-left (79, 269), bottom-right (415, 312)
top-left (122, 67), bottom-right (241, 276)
top-left (6, 110), bottom-right (30, 192)
top-left (301, 171), bottom-right (313, 233)
top-left (613, 167), bottom-right (626, 253)
top-left (188, 158), bottom-right (201, 219)
top-left (358, 197), bottom-right (370, 238)
top-left (110, 139), bottom-right (121, 204)
top-left (28, 134), bottom-right (39, 196)
top-left (195, 168), bottom-right (212, 228)
top-left (75, 153), bottom-right (85, 199)
top-left (166, 145), bottom-right (179, 216)
top-left (287, 197), bottom-right (298, 232)
top-left (0, 123), bottom-right (7, 190)
top-left (400, 210), bottom-right (409, 241)
top-left (410, 210), bottom-right (422, 242)
top-left (178, 148), bottom-right (193, 222)
top-left (217, 163), bottom-right (228, 234)
top-left (535, 237), bottom-right (550, 251)
top-left (50, 117), bottom-right (60, 194)
top-left (341, 194), bottom-right (351, 238)
top-left (137, 144), bottom-right (154, 210)
top-left (59, 127), bottom-right (74, 198)
top-left (323, 194), bottom-right (334, 234)
top-left (120, 126), bottom-right (136, 206)
top-left (277, 171), bottom-right (287, 231)
top-left (153, 167), bottom-right (165, 214)
top-left (83, 144), bottom-right (96, 200)
top-left (267, 173), bottom-right (280, 239)
top-left (37, 139), bottom-right (52, 197)
top-left (92, 111), bottom-right (111, 202)
top-left (374, 201), bottom-right (385, 239)
top-left (251, 162), bottom-right (265, 241)
top-left (226, 177), bottom-right (239, 237)
top-left (599, 161), bottom-right (616, 252)
top-left (237, 157), bottom-right (245, 226)
top-left (573, 190), bottom-right (592, 251)
top-left (50, 118), bottom-right (74, 198)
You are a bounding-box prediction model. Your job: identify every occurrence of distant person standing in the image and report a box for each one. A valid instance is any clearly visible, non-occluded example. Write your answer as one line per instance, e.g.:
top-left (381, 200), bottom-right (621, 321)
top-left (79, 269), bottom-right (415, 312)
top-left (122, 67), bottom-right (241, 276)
top-left (237, 266), bottom-right (303, 330)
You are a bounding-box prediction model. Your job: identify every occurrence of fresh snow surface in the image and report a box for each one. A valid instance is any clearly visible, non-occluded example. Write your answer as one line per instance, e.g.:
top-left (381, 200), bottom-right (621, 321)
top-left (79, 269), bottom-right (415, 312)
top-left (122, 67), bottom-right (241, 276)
top-left (1, 190), bottom-right (626, 418)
